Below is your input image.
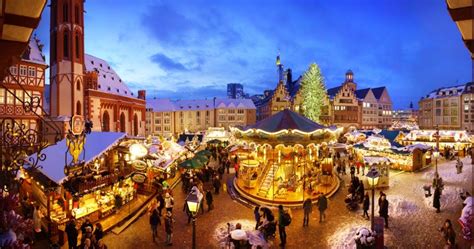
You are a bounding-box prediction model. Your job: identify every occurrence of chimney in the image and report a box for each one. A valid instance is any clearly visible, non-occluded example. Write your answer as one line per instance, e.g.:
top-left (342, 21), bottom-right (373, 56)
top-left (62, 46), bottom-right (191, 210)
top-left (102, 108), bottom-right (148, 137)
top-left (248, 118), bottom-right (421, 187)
top-left (138, 90), bottom-right (146, 100)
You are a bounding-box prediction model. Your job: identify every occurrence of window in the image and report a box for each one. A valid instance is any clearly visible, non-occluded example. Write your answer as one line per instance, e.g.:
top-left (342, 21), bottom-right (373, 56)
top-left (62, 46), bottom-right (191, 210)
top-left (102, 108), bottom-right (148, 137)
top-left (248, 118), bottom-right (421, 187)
top-left (19, 66), bottom-right (27, 76)
top-left (28, 67), bottom-right (36, 77)
top-left (237, 109), bottom-right (244, 114)
top-left (75, 34), bottom-right (80, 59)
top-left (63, 3), bottom-right (69, 22)
top-left (164, 126), bottom-right (170, 131)
top-left (76, 101), bottom-right (81, 115)
top-left (0, 88), bottom-right (4, 104)
top-left (164, 119), bottom-right (170, 124)
top-left (10, 66), bottom-right (17, 75)
top-left (6, 91), bottom-right (14, 105)
top-left (76, 80), bottom-right (81, 91)
top-left (15, 90), bottom-right (23, 103)
top-left (155, 126), bottom-right (161, 132)
top-left (155, 119), bottom-right (161, 124)
top-left (63, 30), bottom-right (69, 58)
top-left (74, 5), bottom-right (80, 24)
top-left (228, 116), bottom-right (235, 121)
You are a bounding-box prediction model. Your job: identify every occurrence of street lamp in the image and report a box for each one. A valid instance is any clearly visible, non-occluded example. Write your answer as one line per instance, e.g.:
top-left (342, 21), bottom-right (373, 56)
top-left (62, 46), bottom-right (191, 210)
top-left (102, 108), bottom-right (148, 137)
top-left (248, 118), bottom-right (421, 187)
top-left (186, 191), bottom-right (201, 249)
top-left (366, 166), bottom-right (380, 231)
top-left (433, 149), bottom-right (440, 174)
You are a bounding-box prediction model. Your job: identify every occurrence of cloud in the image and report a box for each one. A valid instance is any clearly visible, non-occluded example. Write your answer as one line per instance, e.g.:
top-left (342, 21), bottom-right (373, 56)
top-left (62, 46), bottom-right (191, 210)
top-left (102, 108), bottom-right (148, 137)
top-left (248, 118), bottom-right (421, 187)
top-left (150, 53), bottom-right (188, 71)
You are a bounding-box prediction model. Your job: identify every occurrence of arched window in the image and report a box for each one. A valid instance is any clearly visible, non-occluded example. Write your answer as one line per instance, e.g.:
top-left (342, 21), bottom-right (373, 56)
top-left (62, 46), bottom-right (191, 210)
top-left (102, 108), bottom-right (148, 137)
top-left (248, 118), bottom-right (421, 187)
top-left (120, 113), bottom-right (126, 132)
top-left (76, 101), bottom-right (81, 115)
top-left (75, 34), bottom-right (80, 59)
top-left (63, 30), bottom-right (69, 58)
top-left (133, 114), bottom-right (138, 136)
top-left (76, 80), bottom-right (81, 91)
top-left (63, 3), bottom-right (69, 22)
top-left (102, 111), bottom-right (110, 132)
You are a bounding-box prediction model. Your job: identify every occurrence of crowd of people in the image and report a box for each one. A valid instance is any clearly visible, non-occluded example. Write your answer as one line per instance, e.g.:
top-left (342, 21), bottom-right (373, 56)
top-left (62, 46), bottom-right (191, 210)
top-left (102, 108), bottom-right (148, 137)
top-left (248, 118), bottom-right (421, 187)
top-left (65, 219), bottom-right (107, 249)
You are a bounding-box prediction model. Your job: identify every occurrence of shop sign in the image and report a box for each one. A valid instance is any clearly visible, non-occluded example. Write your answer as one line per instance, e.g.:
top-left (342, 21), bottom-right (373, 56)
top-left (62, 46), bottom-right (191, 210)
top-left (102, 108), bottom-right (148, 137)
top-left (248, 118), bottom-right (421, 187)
top-left (132, 160), bottom-right (147, 171)
top-left (131, 172), bottom-right (147, 183)
top-left (71, 115), bottom-right (84, 135)
top-left (130, 143), bottom-right (148, 158)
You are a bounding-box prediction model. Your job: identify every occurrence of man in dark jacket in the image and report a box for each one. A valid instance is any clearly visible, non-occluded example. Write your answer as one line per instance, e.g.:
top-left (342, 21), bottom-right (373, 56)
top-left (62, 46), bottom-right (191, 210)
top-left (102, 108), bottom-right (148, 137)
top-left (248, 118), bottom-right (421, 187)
top-left (65, 220), bottom-right (78, 249)
top-left (433, 187), bottom-right (441, 213)
top-left (277, 205), bottom-right (287, 246)
top-left (164, 211), bottom-right (174, 246)
top-left (379, 194), bottom-right (389, 228)
top-left (318, 195), bottom-right (328, 223)
top-left (150, 209), bottom-right (160, 242)
top-left (213, 176), bottom-right (221, 194)
top-left (206, 190), bottom-right (214, 211)
top-left (303, 198), bottom-right (312, 227)
top-left (363, 192), bottom-right (370, 219)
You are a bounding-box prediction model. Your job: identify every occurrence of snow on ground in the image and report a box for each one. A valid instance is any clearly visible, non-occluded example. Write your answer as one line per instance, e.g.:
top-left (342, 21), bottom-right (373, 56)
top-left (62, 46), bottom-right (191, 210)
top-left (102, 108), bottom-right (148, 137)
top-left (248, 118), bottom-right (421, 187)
top-left (327, 221), bottom-right (368, 249)
top-left (387, 195), bottom-right (419, 217)
top-left (213, 219), bottom-right (271, 249)
top-left (422, 185), bottom-right (465, 211)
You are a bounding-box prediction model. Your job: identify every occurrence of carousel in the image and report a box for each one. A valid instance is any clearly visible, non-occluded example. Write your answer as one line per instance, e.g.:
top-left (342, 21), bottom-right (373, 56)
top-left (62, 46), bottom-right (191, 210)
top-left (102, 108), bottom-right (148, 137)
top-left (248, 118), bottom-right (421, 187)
top-left (230, 109), bottom-right (343, 206)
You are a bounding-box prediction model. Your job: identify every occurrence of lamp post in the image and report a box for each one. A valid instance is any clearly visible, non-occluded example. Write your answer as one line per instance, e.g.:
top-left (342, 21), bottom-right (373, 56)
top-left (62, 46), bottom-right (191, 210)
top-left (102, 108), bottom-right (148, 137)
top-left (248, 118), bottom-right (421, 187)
top-left (186, 191), bottom-right (201, 249)
top-left (366, 166), bottom-right (380, 231)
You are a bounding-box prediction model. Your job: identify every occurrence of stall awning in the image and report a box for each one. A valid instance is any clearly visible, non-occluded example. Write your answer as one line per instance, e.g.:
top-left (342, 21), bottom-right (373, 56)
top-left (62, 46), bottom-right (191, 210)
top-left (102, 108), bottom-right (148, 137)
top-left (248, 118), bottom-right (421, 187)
top-left (27, 132), bottom-right (126, 184)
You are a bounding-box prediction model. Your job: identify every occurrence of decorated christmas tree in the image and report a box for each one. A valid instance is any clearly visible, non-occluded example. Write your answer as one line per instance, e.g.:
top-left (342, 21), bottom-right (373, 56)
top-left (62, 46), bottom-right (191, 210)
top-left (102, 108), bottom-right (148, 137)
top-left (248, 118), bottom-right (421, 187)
top-left (300, 63), bottom-right (327, 122)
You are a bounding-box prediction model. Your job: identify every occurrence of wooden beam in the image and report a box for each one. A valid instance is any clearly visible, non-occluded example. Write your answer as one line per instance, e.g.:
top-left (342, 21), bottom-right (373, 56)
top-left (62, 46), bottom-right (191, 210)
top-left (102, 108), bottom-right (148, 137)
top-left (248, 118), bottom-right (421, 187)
top-left (4, 13), bottom-right (40, 29)
top-left (448, 6), bottom-right (474, 21)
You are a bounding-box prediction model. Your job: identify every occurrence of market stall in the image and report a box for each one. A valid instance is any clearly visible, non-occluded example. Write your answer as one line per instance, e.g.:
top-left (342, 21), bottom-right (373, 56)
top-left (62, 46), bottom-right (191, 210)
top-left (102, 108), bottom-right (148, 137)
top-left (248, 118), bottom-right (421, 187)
top-left (363, 157), bottom-right (390, 188)
top-left (230, 109), bottom-right (343, 206)
top-left (399, 130), bottom-right (472, 156)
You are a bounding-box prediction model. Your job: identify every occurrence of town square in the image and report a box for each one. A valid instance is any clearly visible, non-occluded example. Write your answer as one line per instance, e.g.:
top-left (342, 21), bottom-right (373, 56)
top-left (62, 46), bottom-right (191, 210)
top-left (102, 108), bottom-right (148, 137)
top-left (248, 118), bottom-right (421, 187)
top-left (0, 1), bottom-right (473, 249)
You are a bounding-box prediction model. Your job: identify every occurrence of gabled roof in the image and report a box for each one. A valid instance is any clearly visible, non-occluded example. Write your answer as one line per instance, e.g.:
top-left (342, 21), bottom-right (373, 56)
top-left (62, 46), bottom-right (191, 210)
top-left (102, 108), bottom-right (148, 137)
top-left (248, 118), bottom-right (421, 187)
top-left (85, 54), bottom-right (135, 98)
top-left (243, 109), bottom-right (326, 133)
top-left (214, 98), bottom-right (256, 109)
top-left (27, 132), bottom-right (126, 184)
top-left (21, 37), bottom-right (46, 65)
top-left (355, 88), bottom-right (371, 100)
top-left (174, 99), bottom-right (214, 111)
top-left (371, 87), bottom-right (387, 100)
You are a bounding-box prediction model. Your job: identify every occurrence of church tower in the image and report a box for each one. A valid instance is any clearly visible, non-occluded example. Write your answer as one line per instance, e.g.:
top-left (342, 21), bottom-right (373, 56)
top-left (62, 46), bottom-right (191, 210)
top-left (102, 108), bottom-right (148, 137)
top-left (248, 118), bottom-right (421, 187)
top-left (49, 0), bottom-right (85, 117)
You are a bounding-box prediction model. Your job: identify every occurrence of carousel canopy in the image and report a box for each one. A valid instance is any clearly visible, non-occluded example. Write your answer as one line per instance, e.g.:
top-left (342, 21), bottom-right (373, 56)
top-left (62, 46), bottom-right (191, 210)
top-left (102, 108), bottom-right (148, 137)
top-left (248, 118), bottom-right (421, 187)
top-left (27, 132), bottom-right (126, 184)
top-left (242, 109), bottom-right (326, 133)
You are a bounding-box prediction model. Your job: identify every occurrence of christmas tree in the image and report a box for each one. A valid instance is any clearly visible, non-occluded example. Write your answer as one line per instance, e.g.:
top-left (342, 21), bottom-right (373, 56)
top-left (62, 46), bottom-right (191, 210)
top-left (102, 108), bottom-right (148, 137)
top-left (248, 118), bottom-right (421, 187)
top-left (300, 63), bottom-right (327, 122)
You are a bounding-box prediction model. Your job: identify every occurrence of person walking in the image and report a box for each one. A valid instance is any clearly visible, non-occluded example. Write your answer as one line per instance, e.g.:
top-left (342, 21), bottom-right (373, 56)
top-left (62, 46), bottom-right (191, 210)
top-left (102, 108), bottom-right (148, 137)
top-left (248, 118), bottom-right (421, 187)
top-left (362, 192), bottom-right (370, 219)
top-left (65, 220), bottom-right (78, 249)
top-left (157, 193), bottom-right (165, 215)
top-left (318, 194), bottom-right (328, 223)
top-left (254, 206), bottom-right (261, 230)
top-left (357, 180), bottom-right (365, 203)
top-left (150, 209), bottom-right (160, 242)
top-left (213, 176), bottom-right (221, 194)
top-left (439, 219), bottom-right (456, 248)
top-left (164, 211), bottom-right (175, 246)
top-left (93, 223), bottom-right (104, 243)
top-left (205, 190), bottom-right (214, 211)
top-left (303, 198), bottom-right (312, 227)
top-left (164, 192), bottom-right (174, 212)
top-left (277, 205), bottom-right (288, 247)
top-left (33, 205), bottom-right (43, 241)
top-left (379, 194), bottom-right (389, 228)
top-left (433, 186), bottom-right (441, 213)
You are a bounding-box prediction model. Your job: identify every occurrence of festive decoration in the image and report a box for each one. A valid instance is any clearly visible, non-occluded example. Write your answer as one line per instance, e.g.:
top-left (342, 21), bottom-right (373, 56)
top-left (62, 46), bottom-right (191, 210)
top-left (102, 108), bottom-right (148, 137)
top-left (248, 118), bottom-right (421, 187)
top-left (354, 227), bottom-right (376, 249)
top-left (0, 191), bottom-right (33, 249)
top-left (300, 63), bottom-right (327, 122)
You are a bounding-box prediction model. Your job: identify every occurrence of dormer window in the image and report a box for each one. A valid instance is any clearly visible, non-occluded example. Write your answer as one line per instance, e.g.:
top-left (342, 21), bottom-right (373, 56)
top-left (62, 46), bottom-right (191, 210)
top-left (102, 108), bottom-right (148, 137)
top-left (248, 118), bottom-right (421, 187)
top-left (206, 105), bottom-right (209, 107)
top-left (125, 91), bottom-right (127, 94)
top-left (108, 66), bottom-right (110, 70)
top-left (131, 93), bottom-right (134, 96)
top-left (100, 63), bottom-right (103, 67)
top-left (112, 77), bottom-right (114, 80)
top-left (116, 89), bottom-right (120, 93)
top-left (91, 60), bottom-right (94, 65)
top-left (119, 79), bottom-right (122, 82)
top-left (103, 75), bottom-right (106, 78)
top-left (197, 105), bottom-right (200, 108)
top-left (107, 87), bottom-right (111, 91)
top-left (98, 85), bottom-right (101, 88)
top-left (188, 105), bottom-right (192, 108)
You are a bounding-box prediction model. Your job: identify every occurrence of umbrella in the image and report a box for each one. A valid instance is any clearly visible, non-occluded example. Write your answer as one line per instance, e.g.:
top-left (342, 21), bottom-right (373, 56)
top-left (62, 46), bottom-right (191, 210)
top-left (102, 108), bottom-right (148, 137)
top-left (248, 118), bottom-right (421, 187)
top-left (194, 154), bottom-right (209, 164)
top-left (196, 150), bottom-right (212, 157)
top-left (206, 139), bottom-right (221, 144)
top-left (178, 158), bottom-right (204, 169)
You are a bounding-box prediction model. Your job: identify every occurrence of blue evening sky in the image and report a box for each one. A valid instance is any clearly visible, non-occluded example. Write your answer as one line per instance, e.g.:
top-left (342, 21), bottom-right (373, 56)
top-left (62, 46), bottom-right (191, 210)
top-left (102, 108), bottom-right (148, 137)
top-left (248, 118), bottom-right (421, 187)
top-left (36, 0), bottom-right (472, 109)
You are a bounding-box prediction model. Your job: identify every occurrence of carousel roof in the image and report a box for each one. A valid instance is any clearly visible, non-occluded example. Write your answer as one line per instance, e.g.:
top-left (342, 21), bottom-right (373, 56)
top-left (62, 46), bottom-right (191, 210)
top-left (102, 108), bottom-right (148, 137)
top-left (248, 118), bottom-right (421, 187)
top-left (242, 109), bottom-right (326, 133)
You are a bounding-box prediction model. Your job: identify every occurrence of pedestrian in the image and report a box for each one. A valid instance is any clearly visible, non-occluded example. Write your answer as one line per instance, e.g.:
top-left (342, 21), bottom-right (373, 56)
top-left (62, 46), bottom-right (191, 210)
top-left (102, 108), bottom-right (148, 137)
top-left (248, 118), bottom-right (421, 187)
top-left (355, 161), bottom-right (361, 175)
top-left (225, 159), bottom-right (230, 174)
top-left (213, 176), bottom-right (221, 194)
top-left (318, 194), bottom-right (327, 223)
top-left (456, 157), bottom-right (463, 174)
top-left (93, 223), bottom-right (104, 243)
top-left (164, 192), bottom-right (174, 212)
top-left (206, 190), bottom-right (214, 211)
top-left (234, 163), bottom-right (240, 178)
top-left (433, 186), bottom-right (441, 213)
top-left (350, 165), bottom-right (355, 178)
top-left (150, 208), bottom-right (160, 242)
top-left (157, 194), bottom-right (165, 215)
top-left (379, 194), bottom-right (389, 228)
top-left (80, 218), bottom-right (93, 236)
top-left (81, 226), bottom-right (95, 247)
top-left (362, 192), bottom-right (370, 219)
top-left (33, 205), bottom-right (43, 240)
top-left (96, 239), bottom-right (107, 249)
top-left (277, 205), bottom-right (288, 247)
top-left (83, 238), bottom-right (92, 249)
top-left (357, 180), bottom-right (365, 203)
top-left (254, 205), bottom-right (261, 230)
top-left (65, 220), bottom-right (78, 249)
top-left (164, 211), bottom-right (175, 246)
top-left (439, 219), bottom-right (456, 248)
top-left (303, 198), bottom-right (312, 227)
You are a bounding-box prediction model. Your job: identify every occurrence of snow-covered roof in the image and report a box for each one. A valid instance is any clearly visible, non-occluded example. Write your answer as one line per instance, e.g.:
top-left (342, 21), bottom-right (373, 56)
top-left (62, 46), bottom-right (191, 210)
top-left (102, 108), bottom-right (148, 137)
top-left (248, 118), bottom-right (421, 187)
top-left (27, 132), bottom-right (126, 184)
top-left (174, 99), bottom-right (214, 111)
top-left (215, 98), bottom-right (256, 109)
top-left (21, 37), bottom-right (46, 65)
top-left (422, 84), bottom-right (466, 100)
top-left (84, 54), bottom-right (134, 98)
top-left (147, 99), bottom-right (176, 112)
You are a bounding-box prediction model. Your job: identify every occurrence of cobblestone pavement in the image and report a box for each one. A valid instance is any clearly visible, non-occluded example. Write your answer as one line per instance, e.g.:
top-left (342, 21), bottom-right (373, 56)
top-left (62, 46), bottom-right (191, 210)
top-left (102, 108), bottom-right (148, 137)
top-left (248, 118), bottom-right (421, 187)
top-left (102, 158), bottom-right (474, 249)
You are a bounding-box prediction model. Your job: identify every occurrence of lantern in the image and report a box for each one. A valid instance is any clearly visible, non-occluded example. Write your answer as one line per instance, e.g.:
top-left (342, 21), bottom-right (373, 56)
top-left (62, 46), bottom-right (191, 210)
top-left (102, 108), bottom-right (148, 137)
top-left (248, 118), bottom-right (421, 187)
top-left (186, 191), bottom-right (200, 215)
top-left (366, 167), bottom-right (380, 187)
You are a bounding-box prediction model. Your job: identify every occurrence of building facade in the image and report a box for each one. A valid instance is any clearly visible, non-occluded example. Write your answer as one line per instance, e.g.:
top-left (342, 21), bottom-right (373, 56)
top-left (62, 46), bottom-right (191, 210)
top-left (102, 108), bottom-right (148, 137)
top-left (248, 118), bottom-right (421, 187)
top-left (327, 71), bottom-right (360, 128)
top-left (49, 0), bottom-right (145, 136)
top-left (0, 37), bottom-right (47, 131)
top-left (146, 98), bottom-right (256, 137)
top-left (420, 82), bottom-right (474, 133)
top-left (227, 83), bottom-right (244, 99)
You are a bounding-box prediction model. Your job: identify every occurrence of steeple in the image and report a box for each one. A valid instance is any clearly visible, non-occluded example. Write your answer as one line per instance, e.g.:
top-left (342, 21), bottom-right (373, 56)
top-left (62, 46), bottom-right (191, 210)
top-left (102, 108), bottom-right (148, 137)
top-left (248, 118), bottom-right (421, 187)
top-left (277, 52), bottom-right (284, 82)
